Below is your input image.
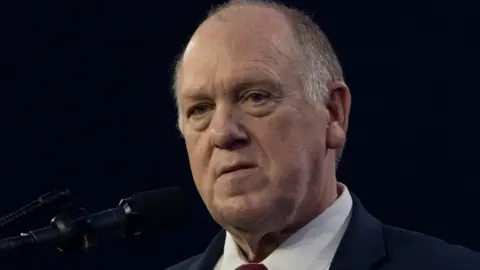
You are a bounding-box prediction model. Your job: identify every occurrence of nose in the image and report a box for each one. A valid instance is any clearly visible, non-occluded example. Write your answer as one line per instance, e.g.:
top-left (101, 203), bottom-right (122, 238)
top-left (209, 107), bottom-right (248, 149)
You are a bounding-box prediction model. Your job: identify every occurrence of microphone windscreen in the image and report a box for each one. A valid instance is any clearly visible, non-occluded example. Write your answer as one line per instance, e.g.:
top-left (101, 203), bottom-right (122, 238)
top-left (122, 187), bottom-right (188, 234)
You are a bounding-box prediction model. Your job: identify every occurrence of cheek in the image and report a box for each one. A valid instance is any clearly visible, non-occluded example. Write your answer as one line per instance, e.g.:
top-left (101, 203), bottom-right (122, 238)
top-left (264, 108), bottom-right (320, 153)
top-left (185, 133), bottom-right (214, 198)
top-left (184, 130), bottom-right (207, 168)
top-left (260, 107), bottom-right (325, 182)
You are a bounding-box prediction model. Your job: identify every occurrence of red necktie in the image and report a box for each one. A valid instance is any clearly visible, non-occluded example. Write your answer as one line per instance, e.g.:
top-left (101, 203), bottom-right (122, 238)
top-left (235, 264), bottom-right (268, 270)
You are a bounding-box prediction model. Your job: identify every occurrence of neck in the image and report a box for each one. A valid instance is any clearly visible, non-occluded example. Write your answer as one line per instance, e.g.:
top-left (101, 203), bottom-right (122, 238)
top-left (229, 174), bottom-right (339, 262)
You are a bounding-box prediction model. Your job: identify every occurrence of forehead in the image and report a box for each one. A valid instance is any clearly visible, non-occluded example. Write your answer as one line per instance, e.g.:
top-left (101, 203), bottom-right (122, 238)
top-left (177, 5), bottom-right (297, 98)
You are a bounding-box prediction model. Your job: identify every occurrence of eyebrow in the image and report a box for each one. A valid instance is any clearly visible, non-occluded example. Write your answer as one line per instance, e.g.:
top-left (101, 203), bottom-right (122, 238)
top-left (232, 78), bottom-right (286, 94)
top-left (180, 77), bottom-right (286, 101)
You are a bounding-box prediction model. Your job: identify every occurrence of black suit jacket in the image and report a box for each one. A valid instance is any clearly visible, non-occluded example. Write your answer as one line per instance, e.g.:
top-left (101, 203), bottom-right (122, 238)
top-left (167, 195), bottom-right (480, 270)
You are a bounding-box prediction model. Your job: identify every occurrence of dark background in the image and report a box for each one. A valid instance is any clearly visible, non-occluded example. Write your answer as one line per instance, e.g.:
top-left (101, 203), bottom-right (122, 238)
top-left (1, 0), bottom-right (479, 269)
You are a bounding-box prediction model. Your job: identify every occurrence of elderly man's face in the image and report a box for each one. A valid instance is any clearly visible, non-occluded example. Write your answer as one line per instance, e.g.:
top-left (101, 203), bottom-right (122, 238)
top-left (176, 7), bottom-right (345, 231)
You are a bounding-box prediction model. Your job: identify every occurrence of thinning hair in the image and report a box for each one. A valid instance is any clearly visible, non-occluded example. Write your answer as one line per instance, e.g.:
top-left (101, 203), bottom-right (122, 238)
top-left (172, 0), bottom-right (346, 164)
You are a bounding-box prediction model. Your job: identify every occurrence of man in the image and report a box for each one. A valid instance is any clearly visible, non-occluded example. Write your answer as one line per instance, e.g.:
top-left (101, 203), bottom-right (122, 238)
top-left (167, 0), bottom-right (480, 269)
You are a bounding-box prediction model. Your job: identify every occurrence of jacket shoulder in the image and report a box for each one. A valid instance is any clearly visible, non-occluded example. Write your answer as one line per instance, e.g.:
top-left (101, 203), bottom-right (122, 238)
top-left (383, 225), bottom-right (480, 269)
top-left (165, 254), bottom-right (203, 270)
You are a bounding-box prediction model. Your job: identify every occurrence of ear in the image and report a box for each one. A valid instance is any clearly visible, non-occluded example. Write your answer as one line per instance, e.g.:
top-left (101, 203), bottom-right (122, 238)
top-left (325, 81), bottom-right (351, 150)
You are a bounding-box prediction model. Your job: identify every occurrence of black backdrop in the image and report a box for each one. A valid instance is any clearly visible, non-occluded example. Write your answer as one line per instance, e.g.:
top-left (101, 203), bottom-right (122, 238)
top-left (1, 0), bottom-right (479, 269)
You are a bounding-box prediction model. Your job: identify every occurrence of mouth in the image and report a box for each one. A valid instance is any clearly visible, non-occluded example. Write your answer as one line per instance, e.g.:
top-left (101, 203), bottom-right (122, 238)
top-left (219, 163), bottom-right (257, 176)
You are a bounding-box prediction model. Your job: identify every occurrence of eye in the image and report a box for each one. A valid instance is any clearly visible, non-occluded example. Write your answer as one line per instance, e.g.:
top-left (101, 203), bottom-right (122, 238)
top-left (187, 104), bottom-right (212, 118)
top-left (243, 91), bottom-right (270, 103)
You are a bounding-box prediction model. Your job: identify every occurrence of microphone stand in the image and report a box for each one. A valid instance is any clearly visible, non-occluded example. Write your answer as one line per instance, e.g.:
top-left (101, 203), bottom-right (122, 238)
top-left (0, 189), bottom-right (73, 236)
top-left (0, 207), bottom-right (97, 256)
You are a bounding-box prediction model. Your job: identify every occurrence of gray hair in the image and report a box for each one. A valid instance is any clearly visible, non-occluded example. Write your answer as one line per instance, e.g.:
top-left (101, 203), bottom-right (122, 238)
top-left (172, 0), bottom-right (346, 164)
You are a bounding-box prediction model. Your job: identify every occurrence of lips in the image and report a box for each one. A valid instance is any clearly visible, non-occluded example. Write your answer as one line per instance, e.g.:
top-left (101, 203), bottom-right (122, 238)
top-left (218, 162), bottom-right (257, 177)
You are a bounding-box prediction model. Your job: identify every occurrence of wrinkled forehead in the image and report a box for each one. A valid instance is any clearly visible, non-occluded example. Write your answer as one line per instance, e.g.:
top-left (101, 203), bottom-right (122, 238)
top-left (176, 5), bottom-right (297, 99)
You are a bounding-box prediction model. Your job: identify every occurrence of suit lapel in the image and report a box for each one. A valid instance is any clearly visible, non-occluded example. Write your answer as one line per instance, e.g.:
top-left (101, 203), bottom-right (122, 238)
top-left (329, 194), bottom-right (387, 270)
top-left (191, 194), bottom-right (386, 270)
top-left (191, 230), bottom-right (226, 270)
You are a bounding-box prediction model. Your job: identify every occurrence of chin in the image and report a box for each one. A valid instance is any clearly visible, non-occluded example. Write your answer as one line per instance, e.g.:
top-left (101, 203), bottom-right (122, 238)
top-left (212, 193), bottom-right (292, 231)
top-left (221, 210), bottom-right (268, 231)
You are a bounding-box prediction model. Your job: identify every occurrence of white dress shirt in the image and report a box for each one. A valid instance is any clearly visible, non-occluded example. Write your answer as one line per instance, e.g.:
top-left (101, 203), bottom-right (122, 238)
top-left (214, 183), bottom-right (353, 270)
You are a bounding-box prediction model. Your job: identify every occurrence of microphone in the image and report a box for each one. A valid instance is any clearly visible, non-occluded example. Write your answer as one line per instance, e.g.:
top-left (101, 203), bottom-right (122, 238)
top-left (0, 187), bottom-right (186, 255)
top-left (0, 188), bottom-right (72, 232)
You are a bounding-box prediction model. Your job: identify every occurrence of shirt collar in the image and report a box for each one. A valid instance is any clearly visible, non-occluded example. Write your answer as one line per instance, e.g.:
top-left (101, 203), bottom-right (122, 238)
top-left (217, 183), bottom-right (353, 270)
